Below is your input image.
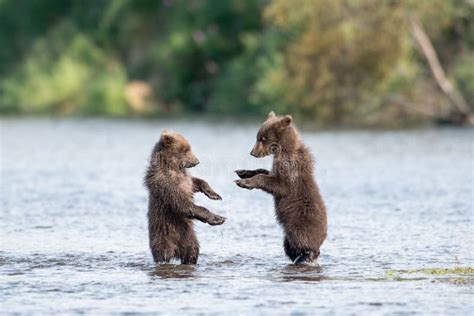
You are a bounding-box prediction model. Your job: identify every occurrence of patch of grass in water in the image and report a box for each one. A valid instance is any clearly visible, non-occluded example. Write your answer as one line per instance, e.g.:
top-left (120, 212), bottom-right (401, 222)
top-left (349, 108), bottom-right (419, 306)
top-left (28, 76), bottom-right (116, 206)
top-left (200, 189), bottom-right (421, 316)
top-left (386, 267), bottom-right (474, 285)
top-left (390, 267), bottom-right (474, 276)
top-left (417, 267), bottom-right (474, 275)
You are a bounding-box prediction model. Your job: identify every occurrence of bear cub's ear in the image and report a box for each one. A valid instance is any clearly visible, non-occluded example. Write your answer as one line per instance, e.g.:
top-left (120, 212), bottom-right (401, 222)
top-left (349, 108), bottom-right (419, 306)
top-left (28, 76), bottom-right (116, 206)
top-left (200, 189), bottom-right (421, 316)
top-left (267, 111), bottom-right (276, 119)
top-left (276, 114), bottom-right (292, 129)
top-left (160, 130), bottom-right (175, 146)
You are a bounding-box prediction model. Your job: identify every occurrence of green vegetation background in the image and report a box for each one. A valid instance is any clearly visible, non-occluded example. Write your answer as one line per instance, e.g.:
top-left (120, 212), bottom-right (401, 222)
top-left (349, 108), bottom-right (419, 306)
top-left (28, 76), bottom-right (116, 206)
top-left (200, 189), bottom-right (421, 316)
top-left (0, 0), bottom-right (472, 126)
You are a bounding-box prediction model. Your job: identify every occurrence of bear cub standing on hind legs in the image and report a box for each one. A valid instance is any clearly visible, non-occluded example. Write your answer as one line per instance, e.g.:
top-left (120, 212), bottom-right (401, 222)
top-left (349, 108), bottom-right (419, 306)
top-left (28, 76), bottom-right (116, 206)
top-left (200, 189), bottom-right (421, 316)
top-left (145, 130), bottom-right (226, 264)
top-left (234, 112), bottom-right (327, 265)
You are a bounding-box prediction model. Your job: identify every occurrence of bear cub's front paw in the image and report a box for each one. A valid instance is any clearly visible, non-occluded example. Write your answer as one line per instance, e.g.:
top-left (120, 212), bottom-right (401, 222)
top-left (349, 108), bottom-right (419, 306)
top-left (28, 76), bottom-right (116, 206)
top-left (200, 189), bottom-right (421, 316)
top-left (235, 169), bottom-right (252, 179)
top-left (208, 214), bottom-right (226, 226)
top-left (205, 191), bottom-right (222, 200)
top-left (234, 179), bottom-right (254, 190)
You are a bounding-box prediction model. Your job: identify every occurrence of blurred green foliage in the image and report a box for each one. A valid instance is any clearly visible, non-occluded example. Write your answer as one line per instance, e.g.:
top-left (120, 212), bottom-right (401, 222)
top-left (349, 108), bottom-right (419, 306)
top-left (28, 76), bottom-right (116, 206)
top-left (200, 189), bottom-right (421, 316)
top-left (0, 0), bottom-right (472, 125)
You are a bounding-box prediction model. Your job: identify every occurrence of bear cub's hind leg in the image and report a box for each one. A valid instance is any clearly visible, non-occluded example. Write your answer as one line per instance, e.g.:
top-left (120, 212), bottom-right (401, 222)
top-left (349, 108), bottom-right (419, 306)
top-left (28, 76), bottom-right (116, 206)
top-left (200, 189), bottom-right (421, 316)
top-left (180, 229), bottom-right (200, 265)
top-left (284, 237), bottom-right (300, 262)
top-left (181, 251), bottom-right (198, 265)
top-left (284, 237), bottom-right (319, 265)
top-left (151, 240), bottom-right (177, 264)
top-left (293, 250), bottom-right (319, 265)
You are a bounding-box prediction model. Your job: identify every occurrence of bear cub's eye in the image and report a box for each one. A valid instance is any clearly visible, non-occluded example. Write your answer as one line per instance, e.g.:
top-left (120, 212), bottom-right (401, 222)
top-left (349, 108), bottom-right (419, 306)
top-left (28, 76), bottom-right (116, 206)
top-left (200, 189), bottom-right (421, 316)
top-left (259, 136), bottom-right (266, 142)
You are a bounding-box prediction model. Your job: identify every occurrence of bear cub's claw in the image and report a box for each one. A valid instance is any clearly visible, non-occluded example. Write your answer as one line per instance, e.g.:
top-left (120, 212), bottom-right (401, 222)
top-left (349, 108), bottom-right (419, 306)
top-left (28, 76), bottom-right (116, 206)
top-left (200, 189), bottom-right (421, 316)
top-left (208, 215), bottom-right (226, 226)
top-left (206, 192), bottom-right (222, 200)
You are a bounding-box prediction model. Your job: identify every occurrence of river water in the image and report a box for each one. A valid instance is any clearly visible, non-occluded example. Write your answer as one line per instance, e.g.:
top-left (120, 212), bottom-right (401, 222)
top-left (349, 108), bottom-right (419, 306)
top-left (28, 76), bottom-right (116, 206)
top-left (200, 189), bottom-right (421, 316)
top-left (0, 119), bottom-right (473, 314)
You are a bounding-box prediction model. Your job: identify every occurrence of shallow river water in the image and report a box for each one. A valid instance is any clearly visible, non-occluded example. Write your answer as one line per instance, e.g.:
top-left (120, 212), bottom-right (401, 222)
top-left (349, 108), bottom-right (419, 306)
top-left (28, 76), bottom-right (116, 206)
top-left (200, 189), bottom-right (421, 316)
top-left (0, 119), bottom-right (473, 314)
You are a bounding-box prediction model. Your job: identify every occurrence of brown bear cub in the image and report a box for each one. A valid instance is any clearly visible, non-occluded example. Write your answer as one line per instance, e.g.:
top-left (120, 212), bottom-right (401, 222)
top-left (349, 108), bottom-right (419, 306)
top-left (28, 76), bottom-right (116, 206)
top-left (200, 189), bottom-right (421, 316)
top-left (234, 112), bottom-right (327, 265)
top-left (145, 130), bottom-right (226, 264)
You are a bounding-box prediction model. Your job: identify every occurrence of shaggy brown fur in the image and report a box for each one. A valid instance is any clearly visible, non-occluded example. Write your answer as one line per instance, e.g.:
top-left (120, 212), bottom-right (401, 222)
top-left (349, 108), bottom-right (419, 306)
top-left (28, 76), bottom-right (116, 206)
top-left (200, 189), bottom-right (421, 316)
top-left (235, 112), bottom-right (327, 264)
top-left (145, 130), bottom-right (225, 264)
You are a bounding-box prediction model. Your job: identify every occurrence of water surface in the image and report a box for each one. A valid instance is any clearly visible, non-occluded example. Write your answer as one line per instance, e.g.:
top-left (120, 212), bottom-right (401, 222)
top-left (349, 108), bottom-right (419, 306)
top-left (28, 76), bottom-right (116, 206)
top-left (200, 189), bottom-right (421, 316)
top-left (1, 119), bottom-right (473, 314)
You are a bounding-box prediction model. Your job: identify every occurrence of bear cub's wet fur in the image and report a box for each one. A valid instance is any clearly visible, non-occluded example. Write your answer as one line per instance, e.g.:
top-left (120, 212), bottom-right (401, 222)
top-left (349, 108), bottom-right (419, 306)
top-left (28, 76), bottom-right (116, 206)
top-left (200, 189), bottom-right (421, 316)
top-left (145, 130), bottom-right (225, 264)
top-left (235, 112), bottom-right (327, 264)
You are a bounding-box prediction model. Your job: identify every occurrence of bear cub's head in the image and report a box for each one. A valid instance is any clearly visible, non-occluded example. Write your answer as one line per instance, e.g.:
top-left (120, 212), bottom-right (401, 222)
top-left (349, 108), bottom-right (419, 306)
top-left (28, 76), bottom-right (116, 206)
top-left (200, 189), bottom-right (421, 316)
top-left (155, 130), bottom-right (199, 169)
top-left (250, 111), bottom-right (299, 158)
